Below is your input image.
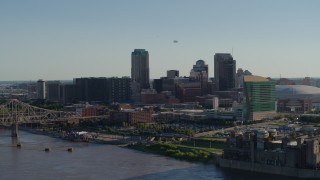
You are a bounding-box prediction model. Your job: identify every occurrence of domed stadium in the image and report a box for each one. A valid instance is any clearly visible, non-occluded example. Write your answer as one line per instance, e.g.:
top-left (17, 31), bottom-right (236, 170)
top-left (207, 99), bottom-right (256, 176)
top-left (276, 85), bottom-right (320, 99)
top-left (276, 85), bottom-right (320, 112)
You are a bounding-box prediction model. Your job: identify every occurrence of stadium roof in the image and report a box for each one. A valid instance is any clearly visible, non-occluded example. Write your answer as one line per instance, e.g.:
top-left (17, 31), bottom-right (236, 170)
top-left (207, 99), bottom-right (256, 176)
top-left (276, 85), bottom-right (320, 95)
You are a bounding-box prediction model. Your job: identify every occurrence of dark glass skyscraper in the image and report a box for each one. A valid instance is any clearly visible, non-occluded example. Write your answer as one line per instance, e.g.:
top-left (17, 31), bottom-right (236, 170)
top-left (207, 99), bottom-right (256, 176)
top-left (46, 81), bottom-right (61, 102)
top-left (131, 49), bottom-right (150, 90)
top-left (214, 53), bottom-right (236, 91)
top-left (74, 77), bottom-right (131, 104)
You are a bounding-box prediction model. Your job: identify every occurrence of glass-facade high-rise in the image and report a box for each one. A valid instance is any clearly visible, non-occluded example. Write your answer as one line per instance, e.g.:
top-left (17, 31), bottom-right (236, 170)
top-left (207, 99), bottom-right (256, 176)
top-left (243, 75), bottom-right (276, 121)
top-left (131, 49), bottom-right (150, 90)
top-left (214, 53), bottom-right (236, 91)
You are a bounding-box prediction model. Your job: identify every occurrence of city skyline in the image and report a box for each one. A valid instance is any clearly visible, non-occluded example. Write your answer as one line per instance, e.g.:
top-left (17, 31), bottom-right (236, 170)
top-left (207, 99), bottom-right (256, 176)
top-left (1, 0), bottom-right (320, 81)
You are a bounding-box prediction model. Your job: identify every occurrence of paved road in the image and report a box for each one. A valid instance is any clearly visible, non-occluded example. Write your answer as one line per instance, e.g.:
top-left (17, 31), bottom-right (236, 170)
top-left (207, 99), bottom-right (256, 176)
top-left (194, 119), bottom-right (284, 137)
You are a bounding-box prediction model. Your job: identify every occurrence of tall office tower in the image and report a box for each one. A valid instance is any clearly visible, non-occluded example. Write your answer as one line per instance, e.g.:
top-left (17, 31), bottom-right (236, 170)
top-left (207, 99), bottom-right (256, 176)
top-left (236, 68), bottom-right (252, 88)
top-left (214, 53), bottom-right (236, 91)
top-left (167, 70), bottom-right (179, 78)
top-left (131, 49), bottom-right (150, 91)
top-left (107, 77), bottom-right (131, 103)
top-left (190, 60), bottom-right (209, 95)
top-left (243, 75), bottom-right (276, 121)
top-left (46, 81), bottom-right (61, 102)
top-left (37, 79), bottom-right (46, 99)
top-left (60, 84), bottom-right (76, 104)
top-left (192, 60), bottom-right (208, 74)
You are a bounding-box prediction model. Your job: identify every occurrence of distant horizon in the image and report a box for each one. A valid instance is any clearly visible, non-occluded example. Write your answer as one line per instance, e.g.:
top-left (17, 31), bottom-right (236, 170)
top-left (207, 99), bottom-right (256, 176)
top-left (2, 76), bottom-right (320, 83)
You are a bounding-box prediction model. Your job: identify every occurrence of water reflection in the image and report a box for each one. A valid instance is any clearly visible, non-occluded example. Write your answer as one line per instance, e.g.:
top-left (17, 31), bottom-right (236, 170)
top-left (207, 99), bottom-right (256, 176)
top-left (0, 129), bottom-right (300, 180)
top-left (11, 136), bottom-right (18, 145)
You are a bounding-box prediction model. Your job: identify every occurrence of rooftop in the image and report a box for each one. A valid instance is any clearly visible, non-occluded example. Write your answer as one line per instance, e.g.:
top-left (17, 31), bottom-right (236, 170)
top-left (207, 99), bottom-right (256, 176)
top-left (244, 75), bottom-right (269, 82)
top-left (276, 85), bottom-right (320, 95)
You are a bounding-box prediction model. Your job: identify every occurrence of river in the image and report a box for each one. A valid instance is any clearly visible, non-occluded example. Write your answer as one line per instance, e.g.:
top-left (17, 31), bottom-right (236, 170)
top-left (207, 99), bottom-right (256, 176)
top-left (0, 129), bottom-right (299, 180)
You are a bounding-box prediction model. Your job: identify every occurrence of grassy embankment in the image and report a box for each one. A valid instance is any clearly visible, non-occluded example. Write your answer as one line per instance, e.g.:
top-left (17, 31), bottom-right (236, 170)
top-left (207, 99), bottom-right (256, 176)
top-left (127, 138), bottom-right (225, 163)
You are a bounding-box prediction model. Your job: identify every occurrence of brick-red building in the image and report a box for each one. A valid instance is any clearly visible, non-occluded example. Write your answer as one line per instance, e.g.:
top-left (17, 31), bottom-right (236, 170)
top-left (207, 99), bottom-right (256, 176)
top-left (176, 83), bottom-right (202, 103)
top-left (110, 108), bottom-right (154, 125)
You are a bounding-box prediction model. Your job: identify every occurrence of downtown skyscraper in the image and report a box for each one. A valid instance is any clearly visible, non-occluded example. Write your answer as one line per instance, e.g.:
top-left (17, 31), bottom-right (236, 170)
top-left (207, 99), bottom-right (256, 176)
top-left (214, 53), bottom-right (236, 91)
top-left (131, 49), bottom-right (150, 90)
top-left (190, 60), bottom-right (209, 95)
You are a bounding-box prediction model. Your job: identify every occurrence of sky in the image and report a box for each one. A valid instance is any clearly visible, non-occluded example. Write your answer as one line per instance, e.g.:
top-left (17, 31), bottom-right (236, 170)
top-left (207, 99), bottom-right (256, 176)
top-left (1, 0), bottom-right (320, 81)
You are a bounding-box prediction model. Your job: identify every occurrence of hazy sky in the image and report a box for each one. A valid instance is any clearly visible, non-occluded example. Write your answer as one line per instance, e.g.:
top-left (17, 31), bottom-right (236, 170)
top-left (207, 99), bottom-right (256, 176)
top-left (1, 0), bottom-right (320, 81)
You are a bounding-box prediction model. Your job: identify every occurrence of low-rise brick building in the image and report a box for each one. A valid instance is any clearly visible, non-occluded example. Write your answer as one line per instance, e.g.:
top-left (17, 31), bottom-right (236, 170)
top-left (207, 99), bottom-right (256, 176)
top-left (110, 108), bottom-right (154, 125)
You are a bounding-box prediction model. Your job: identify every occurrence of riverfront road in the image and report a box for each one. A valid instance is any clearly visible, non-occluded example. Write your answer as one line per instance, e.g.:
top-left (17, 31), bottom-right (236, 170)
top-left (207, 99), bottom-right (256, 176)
top-left (194, 119), bottom-right (284, 137)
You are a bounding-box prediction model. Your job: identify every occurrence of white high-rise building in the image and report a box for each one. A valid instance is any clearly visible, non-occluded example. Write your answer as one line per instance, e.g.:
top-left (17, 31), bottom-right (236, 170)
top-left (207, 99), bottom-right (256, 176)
top-left (37, 79), bottom-right (46, 99)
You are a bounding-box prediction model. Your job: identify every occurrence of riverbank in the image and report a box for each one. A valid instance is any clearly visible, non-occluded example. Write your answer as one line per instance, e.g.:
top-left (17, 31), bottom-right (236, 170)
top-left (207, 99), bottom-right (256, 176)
top-left (127, 142), bottom-right (221, 163)
top-left (19, 127), bottom-right (136, 145)
top-left (7, 126), bottom-right (223, 164)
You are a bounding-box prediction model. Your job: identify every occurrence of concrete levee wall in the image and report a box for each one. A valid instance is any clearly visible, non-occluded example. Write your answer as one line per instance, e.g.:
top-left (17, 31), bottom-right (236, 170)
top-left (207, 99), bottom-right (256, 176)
top-left (218, 158), bottom-right (320, 178)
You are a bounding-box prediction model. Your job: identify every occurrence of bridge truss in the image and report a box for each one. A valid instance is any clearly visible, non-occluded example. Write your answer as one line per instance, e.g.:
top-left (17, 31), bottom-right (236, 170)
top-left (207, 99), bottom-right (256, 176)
top-left (0, 99), bottom-right (78, 126)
